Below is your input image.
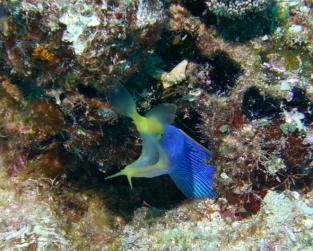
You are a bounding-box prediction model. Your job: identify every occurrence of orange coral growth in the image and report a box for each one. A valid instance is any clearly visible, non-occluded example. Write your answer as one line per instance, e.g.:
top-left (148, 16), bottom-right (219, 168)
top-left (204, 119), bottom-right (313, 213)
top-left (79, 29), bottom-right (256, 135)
top-left (33, 45), bottom-right (54, 64)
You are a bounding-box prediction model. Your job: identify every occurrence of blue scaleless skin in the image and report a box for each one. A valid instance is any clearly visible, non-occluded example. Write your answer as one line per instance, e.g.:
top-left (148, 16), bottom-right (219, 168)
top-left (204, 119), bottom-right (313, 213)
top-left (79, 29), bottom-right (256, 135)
top-left (106, 80), bottom-right (215, 198)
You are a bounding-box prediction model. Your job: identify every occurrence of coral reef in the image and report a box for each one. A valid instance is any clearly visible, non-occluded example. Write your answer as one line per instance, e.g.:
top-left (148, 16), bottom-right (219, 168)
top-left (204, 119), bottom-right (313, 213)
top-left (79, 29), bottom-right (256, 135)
top-left (0, 0), bottom-right (313, 250)
top-left (205, 0), bottom-right (270, 18)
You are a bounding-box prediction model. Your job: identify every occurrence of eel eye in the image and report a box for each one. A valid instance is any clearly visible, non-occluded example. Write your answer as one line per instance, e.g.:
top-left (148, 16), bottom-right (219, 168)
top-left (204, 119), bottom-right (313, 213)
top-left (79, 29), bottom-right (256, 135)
top-left (157, 132), bottom-right (164, 139)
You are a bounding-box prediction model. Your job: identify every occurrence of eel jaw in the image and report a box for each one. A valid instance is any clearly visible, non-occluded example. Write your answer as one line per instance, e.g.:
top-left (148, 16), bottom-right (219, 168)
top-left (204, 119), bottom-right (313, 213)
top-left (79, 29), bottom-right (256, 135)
top-left (105, 167), bottom-right (133, 189)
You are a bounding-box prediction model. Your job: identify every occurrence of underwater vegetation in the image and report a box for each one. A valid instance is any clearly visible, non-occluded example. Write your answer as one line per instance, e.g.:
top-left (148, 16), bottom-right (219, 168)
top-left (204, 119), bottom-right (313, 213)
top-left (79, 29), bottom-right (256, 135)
top-left (0, 0), bottom-right (313, 250)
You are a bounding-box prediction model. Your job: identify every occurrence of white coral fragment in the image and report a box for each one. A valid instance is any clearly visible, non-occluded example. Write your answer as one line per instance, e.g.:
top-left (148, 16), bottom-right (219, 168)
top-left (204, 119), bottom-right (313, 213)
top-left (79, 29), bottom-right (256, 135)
top-left (161, 60), bottom-right (188, 89)
top-left (136, 0), bottom-right (164, 28)
top-left (60, 12), bottom-right (101, 55)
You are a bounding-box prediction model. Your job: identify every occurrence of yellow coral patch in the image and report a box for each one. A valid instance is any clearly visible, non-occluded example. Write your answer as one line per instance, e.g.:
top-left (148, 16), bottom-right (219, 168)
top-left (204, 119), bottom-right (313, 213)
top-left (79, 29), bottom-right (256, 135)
top-left (33, 45), bottom-right (54, 63)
